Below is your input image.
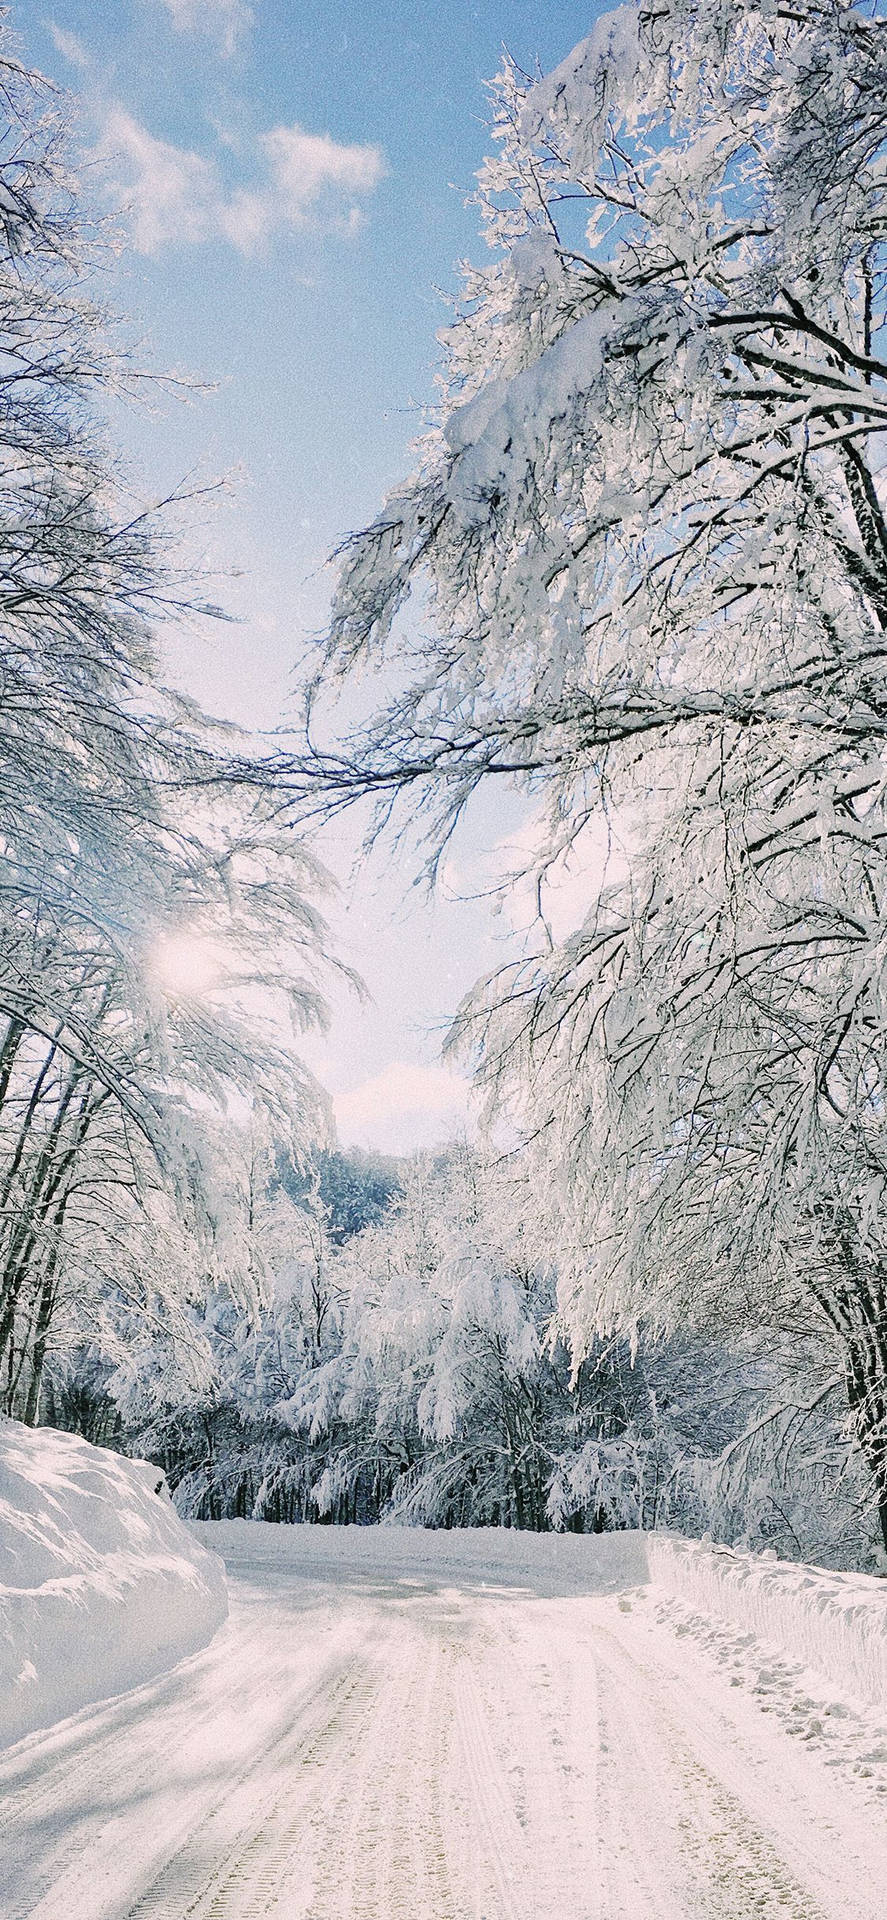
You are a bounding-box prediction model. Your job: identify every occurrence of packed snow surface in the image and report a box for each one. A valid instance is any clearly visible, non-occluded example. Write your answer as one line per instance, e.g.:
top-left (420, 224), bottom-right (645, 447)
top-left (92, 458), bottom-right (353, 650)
top-left (2, 1519), bottom-right (887, 1919)
top-left (0, 1417), bottom-right (227, 1747)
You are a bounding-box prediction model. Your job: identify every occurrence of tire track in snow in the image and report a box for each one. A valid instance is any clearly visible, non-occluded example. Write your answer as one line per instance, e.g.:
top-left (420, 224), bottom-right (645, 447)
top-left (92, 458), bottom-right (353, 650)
top-left (453, 1646), bottom-right (532, 1920)
top-left (1, 1611), bottom-right (360, 1920)
top-left (304, 1609), bottom-right (466, 1920)
top-left (590, 1621), bottom-right (831, 1920)
top-left (4, 1535), bottom-right (886, 1920)
top-left (119, 1648), bottom-right (380, 1919)
top-left (477, 1605), bottom-right (600, 1920)
top-left (0, 1603), bottom-right (350, 1912)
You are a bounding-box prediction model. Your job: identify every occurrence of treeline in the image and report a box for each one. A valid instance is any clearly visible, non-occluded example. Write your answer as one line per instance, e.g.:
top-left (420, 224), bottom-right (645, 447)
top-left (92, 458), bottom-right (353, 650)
top-left (41, 1145), bottom-right (874, 1568)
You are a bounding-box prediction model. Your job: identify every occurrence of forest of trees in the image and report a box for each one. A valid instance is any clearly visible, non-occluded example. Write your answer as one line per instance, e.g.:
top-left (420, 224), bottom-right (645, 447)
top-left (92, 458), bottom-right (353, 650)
top-left (34, 1138), bottom-right (867, 1568)
top-left (4, 1), bottom-right (887, 1571)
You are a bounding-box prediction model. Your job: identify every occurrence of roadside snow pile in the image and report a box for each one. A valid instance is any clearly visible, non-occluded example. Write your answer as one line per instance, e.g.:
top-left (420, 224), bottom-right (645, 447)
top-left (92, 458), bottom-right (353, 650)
top-left (198, 1516), bottom-right (649, 1596)
top-left (647, 1534), bottom-right (887, 1713)
top-left (0, 1417), bottom-right (227, 1748)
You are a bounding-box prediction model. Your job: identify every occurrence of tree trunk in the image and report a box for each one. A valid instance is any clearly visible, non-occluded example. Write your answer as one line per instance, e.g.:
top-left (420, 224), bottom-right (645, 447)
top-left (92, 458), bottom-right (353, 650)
top-left (843, 1315), bottom-right (887, 1554)
top-left (22, 1191), bottom-right (69, 1426)
top-left (810, 1234), bottom-right (887, 1553)
top-left (0, 1078), bottom-right (108, 1389)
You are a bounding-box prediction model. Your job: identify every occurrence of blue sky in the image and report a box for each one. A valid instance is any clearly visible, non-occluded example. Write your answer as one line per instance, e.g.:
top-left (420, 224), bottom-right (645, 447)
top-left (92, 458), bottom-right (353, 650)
top-left (27, 0), bottom-right (601, 1153)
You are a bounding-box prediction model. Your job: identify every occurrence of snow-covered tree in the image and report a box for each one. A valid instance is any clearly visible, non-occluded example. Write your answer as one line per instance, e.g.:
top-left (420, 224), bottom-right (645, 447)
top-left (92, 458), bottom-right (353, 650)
top-left (0, 803), bottom-right (335, 1423)
top-left (293, 0), bottom-right (887, 1551)
top-left (286, 1151), bottom-right (734, 1535)
top-left (64, 1132), bottom-right (869, 1559)
top-left (0, 26), bottom-right (338, 1416)
top-left (108, 1150), bottom-right (352, 1524)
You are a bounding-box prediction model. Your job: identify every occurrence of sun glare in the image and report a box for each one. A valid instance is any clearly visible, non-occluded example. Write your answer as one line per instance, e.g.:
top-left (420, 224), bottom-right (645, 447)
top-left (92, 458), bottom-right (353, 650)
top-left (152, 932), bottom-right (224, 1000)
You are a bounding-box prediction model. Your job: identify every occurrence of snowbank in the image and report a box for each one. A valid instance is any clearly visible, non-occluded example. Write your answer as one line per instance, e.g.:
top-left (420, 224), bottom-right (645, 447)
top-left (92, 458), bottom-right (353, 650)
top-left (0, 1418), bottom-right (227, 1748)
top-left (647, 1534), bottom-right (887, 1713)
top-left (198, 1516), bottom-right (649, 1596)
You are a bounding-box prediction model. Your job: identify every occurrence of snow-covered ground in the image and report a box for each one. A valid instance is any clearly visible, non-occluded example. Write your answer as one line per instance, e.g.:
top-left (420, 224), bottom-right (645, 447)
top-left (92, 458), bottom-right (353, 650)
top-left (2, 1518), bottom-right (887, 1919)
top-left (648, 1532), bottom-right (887, 1713)
top-left (0, 1418), bottom-right (227, 1747)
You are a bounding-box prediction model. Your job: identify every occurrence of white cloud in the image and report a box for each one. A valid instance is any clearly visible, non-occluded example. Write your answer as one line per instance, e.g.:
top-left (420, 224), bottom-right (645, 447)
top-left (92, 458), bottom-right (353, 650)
top-left (444, 805), bottom-right (633, 947)
top-left (46, 22), bottom-right (91, 69)
top-left (158, 0), bottom-right (253, 58)
top-left (96, 108), bottom-right (225, 253)
top-left (334, 1062), bottom-right (471, 1156)
top-left (96, 108), bottom-right (385, 255)
top-left (217, 186), bottom-right (273, 253)
top-left (262, 125), bottom-right (386, 221)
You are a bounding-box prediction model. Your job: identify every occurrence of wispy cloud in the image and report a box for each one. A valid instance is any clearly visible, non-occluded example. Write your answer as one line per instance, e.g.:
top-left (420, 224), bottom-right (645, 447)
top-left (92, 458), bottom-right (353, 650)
top-left (95, 108), bottom-right (386, 254)
top-left (262, 125), bottom-right (386, 221)
top-left (46, 21), bottom-right (91, 70)
top-left (157, 0), bottom-right (253, 58)
top-left (96, 108), bottom-right (229, 253)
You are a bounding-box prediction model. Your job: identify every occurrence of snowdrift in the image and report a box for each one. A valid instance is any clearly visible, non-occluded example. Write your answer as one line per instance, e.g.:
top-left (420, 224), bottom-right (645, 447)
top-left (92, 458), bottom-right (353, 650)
top-left (0, 1418), bottom-right (227, 1748)
top-left (197, 1515), bottom-right (650, 1596)
top-left (648, 1534), bottom-right (887, 1714)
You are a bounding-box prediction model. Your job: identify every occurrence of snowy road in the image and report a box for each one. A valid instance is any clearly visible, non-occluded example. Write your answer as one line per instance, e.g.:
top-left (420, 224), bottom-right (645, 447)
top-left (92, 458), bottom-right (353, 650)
top-left (2, 1524), bottom-right (885, 1920)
